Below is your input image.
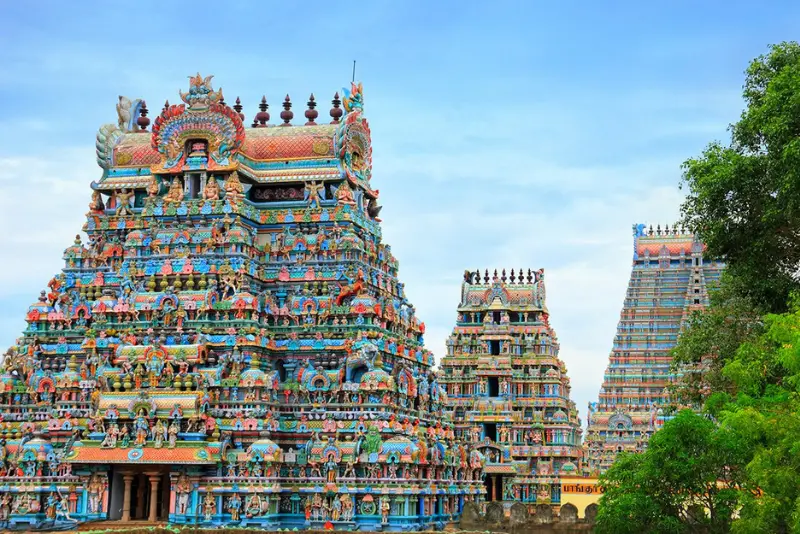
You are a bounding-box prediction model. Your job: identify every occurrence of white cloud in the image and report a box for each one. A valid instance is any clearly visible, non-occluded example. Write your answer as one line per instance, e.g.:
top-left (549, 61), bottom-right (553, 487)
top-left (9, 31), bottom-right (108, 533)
top-left (0, 149), bottom-right (96, 299)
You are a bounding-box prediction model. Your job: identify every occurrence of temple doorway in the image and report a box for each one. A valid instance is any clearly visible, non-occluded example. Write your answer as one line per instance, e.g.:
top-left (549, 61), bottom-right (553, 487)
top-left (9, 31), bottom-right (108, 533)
top-left (484, 423), bottom-right (497, 442)
top-left (488, 377), bottom-right (499, 397)
top-left (484, 474), bottom-right (505, 501)
top-left (108, 466), bottom-right (170, 522)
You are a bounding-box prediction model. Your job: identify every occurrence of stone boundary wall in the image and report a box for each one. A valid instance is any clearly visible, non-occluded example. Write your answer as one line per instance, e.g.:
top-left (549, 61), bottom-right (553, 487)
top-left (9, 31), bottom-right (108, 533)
top-left (458, 502), bottom-right (596, 533)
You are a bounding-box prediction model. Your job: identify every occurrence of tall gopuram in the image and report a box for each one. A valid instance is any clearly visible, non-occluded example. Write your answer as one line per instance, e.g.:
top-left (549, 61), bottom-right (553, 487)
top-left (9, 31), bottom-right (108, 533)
top-left (0, 75), bottom-right (484, 530)
top-left (584, 224), bottom-right (724, 473)
top-left (439, 269), bottom-right (583, 510)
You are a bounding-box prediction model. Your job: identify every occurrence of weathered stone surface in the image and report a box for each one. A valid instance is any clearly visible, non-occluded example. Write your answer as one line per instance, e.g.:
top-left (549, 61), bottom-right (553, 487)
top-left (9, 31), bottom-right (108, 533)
top-left (459, 501), bottom-right (484, 529)
top-left (533, 504), bottom-right (553, 524)
top-left (559, 503), bottom-right (578, 524)
top-left (509, 502), bottom-right (529, 525)
top-left (584, 503), bottom-right (598, 523)
top-left (485, 502), bottom-right (506, 524)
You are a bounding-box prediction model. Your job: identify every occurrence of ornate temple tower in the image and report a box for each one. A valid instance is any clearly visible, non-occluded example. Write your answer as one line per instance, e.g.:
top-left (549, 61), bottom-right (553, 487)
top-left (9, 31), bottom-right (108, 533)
top-left (584, 224), bottom-right (724, 473)
top-left (440, 269), bottom-right (583, 510)
top-left (0, 76), bottom-right (483, 530)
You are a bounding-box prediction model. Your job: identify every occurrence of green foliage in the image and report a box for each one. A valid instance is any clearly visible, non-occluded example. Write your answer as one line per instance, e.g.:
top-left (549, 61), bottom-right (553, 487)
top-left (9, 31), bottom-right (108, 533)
top-left (680, 42), bottom-right (800, 313)
top-left (601, 42), bottom-right (800, 534)
top-left (595, 410), bottom-right (747, 534)
top-left (720, 304), bottom-right (800, 534)
top-left (671, 274), bottom-right (763, 404)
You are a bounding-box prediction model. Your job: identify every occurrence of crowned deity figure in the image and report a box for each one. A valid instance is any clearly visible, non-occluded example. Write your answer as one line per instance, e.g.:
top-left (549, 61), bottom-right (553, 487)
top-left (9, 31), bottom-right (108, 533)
top-left (89, 190), bottom-right (105, 213)
top-left (147, 176), bottom-right (160, 197)
top-left (153, 419), bottom-right (166, 448)
top-left (133, 410), bottom-right (149, 447)
top-left (168, 420), bottom-right (180, 448)
top-left (86, 473), bottom-right (106, 514)
top-left (336, 182), bottom-right (356, 205)
top-left (304, 181), bottom-right (324, 208)
top-left (203, 176), bottom-right (220, 200)
top-left (224, 172), bottom-right (244, 203)
top-left (164, 178), bottom-right (184, 203)
top-left (175, 473), bottom-right (192, 515)
top-left (202, 491), bottom-right (216, 522)
top-left (115, 188), bottom-right (134, 216)
top-left (227, 493), bottom-right (242, 521)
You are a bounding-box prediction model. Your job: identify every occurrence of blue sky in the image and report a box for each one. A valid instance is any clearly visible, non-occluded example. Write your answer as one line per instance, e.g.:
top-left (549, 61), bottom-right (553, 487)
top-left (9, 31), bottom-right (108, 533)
top-left (1, 0), bottom-right (798, 425)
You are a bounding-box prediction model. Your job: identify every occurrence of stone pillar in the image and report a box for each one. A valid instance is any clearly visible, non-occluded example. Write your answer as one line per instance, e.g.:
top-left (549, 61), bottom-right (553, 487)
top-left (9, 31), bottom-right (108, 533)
top-left (121, 472), bottom-right (135, 522)
top-left (147, 472), bottom-right (161, 522)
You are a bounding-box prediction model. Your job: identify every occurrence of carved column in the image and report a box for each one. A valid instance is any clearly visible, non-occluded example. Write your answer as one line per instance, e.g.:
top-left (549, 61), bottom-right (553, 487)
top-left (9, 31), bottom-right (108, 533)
top-left (121, 472), bottom-right (135, 522)
top-left (147, 472), bottom-right (161, 522)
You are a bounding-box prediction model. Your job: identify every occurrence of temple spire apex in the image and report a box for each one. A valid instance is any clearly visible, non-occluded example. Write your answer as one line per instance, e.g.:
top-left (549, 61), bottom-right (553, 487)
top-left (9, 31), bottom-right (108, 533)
top-left (280, 94), bottom-right (293, 126)
top-left (330, 92), bottom-right (343, 124)
top-left (136, 101), bottom-right (150, 132)
top-left (305, 93), bottom-right (318, 125)
top-left (255, 96), bottom-right (269, 127)
top-left (234, 97), bottom-right (244, 121)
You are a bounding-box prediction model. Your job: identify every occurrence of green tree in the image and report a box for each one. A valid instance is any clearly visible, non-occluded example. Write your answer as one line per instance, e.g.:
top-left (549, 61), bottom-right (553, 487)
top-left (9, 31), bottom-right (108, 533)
top-left (670, 275), bottom-right (763, 404)
top-left (595, 410), bottom-right (748, 534)
top-left (715, 302), bottom-right (800, 534)
top-left (680, 41), bottom-right (800, 313)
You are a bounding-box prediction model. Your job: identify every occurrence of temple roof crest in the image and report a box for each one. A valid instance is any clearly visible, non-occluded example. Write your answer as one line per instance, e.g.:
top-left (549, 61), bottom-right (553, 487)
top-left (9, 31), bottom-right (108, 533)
top-left (179, 73), bottom-right (224, 111)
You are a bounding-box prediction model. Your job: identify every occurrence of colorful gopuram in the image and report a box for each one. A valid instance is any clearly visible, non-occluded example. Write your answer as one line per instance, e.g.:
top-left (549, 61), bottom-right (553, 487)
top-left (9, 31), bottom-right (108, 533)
top-left (439, 269), bottom-right (583, 509)
top-left (0, 75), bottom-right (484, 530)
top-left (584, 224), bottom-right (724, 473)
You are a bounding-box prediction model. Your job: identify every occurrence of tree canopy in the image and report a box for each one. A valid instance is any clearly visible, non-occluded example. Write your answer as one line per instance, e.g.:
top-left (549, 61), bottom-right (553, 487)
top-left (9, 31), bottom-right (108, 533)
top-left (681, 41), bottom-right (800, 313)
top-left (598, 41), bottom-right (800, 534)
top-left (595, 411), bottom-right (748, 534)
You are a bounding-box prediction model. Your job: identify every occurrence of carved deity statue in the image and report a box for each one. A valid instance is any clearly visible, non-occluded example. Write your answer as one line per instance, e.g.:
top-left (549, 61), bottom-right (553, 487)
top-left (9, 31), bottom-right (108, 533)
top-left (86, 473), bottom-right (106, 514)
top-left (164, 178), bottom-right (184, 203)
top-left (304, 181), bottom-right (324, 208)
top-left (336, 181), bottom-right (356, 206)
top-left (224, 172), bottom-right (244, 203)
top-left (115, 189), bottom-right (134, 216)
top-left (203, 176), bottom-right (220, 200)
top-left (89, 191), bottom-right (105, 212)
top-left (147, 176), bottom-right (160, 197)
top-left (175, 473), bottom-right (192, 515)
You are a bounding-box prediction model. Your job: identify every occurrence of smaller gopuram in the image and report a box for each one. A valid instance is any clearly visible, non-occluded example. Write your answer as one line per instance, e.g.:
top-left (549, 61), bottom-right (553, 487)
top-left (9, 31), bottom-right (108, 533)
top-left (440, 269), bottom-right (584, 509)
top-left (584, 224), bottom-right (724, 473)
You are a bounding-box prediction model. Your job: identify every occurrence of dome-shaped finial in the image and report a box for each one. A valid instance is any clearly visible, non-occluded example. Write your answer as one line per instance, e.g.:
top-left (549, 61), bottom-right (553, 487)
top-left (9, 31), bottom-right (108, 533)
top-left (255, 96), bottom-right (269, 127)
top-left (234, 97), bottom-right (244, 121)
top-left (163, 100), bottom-right (170, 112)
top-left (281, 94), bottom-right (293, 126)
top-left (330, 92), bottom-right (343, 124)
top-left (305, 93), bottom-right (318, 126)
top-left (136, 101), bottom-right (150, 132)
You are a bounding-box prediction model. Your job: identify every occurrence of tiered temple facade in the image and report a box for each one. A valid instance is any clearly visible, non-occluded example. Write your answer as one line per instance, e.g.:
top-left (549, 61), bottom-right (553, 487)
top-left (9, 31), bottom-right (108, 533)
top-left (439, 270), bottom-right (583, 509)
top-left (584, 224), bottom-right (724, 473)
top-left (0, 76), bottom-right (484, 530)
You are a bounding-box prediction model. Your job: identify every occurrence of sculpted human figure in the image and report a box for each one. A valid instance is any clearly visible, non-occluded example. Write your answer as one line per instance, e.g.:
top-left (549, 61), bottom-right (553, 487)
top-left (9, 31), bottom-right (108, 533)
top-left (86, 473), bottom-right (105, 514)
top-left (304, 181), bottom-right (324, 208)
top-left (115, 189), bottom-right (134, 216)
top-left (203, 176), bottom-right (220, 200)
top-left (224, 171), bottom-right (244, 203)
top-left (336, 182), bottom-right (356, 205)
top-left (175, 473), bottom-right (192, 514)
top-left (147, 176), bottom-right (160, 197)
top-left (164, 178), bottom-right (184, 203)
top-left (202, 492), bottom-right (216, 521)
top-left (89, 191), bottom-right (105, 212)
